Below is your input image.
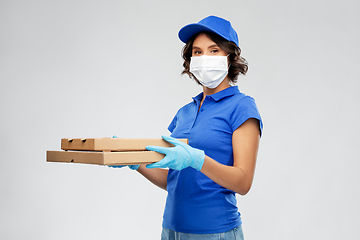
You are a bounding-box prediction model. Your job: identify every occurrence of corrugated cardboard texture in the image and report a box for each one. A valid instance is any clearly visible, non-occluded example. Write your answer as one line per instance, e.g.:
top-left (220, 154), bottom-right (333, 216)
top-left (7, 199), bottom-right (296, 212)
top-left (61, 138), bottom-right (188, 151)
top-left (47, 150), bottom-right (164, 165)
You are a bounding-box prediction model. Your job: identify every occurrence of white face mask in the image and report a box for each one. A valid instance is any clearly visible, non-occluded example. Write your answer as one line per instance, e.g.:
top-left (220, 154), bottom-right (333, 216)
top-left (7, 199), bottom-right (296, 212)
top-left (189, 55), bottom-right (229, 89)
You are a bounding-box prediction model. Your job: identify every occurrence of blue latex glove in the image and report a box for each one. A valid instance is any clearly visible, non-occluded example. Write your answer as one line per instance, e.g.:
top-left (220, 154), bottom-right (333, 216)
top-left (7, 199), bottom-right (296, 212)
top-left (146, 135), bottom-right (205, 171)
top-left (107, 135), bottom-right (140, 170)
top-left (108, 165), bottom-right (140, 170)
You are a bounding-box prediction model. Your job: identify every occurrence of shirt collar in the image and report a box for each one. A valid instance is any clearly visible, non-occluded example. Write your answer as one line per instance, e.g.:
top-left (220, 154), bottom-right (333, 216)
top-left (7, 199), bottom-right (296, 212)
top-left (192, 86), bottom-right (240, 103)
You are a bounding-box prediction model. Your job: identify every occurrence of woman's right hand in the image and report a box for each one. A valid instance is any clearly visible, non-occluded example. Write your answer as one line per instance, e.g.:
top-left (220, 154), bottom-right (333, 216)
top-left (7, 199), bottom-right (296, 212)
top-left (108, 165), bottom-right (140, 170)
top-left (109, 135), bottom-right (140, 170)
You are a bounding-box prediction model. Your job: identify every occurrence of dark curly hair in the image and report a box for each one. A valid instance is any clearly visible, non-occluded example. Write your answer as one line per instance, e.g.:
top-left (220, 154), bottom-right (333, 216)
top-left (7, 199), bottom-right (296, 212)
top-left (181, 31), bottom-right (248, 85)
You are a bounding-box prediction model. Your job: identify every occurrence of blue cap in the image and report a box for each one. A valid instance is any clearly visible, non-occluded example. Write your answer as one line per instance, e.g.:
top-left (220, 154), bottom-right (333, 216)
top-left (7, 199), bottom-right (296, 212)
top-left (178, 16), bottom-right (239, 47)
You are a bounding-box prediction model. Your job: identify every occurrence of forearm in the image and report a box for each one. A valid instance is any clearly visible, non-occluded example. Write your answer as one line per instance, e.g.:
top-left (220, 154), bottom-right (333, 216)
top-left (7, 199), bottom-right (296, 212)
top-left (137, 165), bottom-right (168, 191)
top-left (200, 156), bottom-right (253, 195)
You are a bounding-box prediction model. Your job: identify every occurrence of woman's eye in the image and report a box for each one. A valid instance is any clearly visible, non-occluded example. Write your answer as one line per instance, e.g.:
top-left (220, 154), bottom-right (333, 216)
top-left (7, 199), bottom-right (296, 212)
top-left (211, 49), bottom-right (219, 53)
top-left (193, 51), bottom-right (201, 55)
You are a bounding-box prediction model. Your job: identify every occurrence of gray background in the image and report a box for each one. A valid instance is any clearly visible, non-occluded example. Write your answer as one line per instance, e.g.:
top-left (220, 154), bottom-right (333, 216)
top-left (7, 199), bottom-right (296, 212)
top-left (1, 0), bottom-right (359, 239)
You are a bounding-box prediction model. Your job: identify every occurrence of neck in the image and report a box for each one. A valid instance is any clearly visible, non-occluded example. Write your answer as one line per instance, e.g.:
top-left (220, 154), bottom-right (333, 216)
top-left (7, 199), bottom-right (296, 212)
top-left (202, 77), bottom-right (230, 101)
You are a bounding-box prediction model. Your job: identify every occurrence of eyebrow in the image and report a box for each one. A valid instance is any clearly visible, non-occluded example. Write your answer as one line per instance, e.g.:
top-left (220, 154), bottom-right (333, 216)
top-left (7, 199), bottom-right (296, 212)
top-left (208, 44), bottom-right (219, 49)
top-left (192, 44), bottom-right (219, 50)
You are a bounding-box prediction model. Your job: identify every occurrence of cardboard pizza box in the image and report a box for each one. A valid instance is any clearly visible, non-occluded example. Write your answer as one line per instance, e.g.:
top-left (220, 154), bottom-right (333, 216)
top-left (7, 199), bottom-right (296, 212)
top-left (46, 150), bottom-right (164, 166)
top-left (61, 138), bottom-right (188, 151)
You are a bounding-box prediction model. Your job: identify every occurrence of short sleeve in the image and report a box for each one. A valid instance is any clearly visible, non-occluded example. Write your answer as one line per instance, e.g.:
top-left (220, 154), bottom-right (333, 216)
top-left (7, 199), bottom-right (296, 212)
top-left (230, 96), bottom-right (263, 136)
top-left (168, 114), bottom-right (178, 133)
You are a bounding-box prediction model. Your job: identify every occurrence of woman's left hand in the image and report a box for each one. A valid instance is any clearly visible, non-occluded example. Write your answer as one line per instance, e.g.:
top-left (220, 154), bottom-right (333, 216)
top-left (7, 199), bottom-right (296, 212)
top-left (146, 135), bottom-right (205, 171)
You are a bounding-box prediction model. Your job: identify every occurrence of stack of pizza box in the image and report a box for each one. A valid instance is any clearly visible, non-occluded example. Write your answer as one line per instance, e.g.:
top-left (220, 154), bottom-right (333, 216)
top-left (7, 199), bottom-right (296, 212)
top-left (47, 138), bottom-right (188, 166)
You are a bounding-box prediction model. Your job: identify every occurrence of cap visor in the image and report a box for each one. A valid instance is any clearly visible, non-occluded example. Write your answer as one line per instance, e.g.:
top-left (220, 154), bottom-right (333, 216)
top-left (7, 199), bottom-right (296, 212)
top-left (178, 24), bottom-right (221, 44)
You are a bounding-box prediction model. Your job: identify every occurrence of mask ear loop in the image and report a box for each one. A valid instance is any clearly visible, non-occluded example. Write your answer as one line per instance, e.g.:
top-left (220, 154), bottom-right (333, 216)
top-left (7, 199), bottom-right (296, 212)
top-left (227, 54), bottom-right (231, 69)
top-left (226, 54), bottom-right (233, 86)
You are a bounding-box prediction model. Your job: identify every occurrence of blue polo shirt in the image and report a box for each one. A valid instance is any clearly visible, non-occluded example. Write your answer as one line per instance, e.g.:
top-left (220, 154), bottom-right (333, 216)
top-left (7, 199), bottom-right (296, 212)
top-left (163, 86), bottom-right (263, 234)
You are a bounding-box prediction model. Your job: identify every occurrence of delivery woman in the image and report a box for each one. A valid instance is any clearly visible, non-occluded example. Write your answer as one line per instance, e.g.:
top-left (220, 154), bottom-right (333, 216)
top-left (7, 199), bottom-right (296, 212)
top-left (116, 15), bottom-right (263, 239)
